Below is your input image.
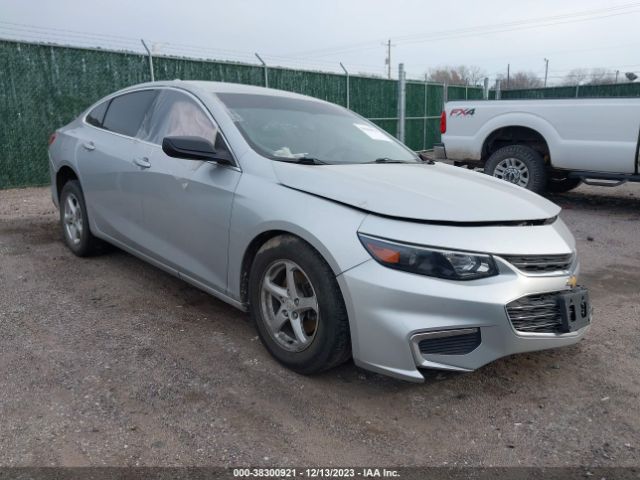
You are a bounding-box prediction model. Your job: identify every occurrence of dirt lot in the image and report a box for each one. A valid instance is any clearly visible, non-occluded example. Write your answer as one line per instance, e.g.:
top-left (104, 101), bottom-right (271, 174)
top-left (1, 184), bottom-right (639, 467)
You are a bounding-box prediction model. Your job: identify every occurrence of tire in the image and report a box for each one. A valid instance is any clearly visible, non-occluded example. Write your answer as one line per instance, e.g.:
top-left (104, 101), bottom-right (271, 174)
top-left (547, 173), bottom-right (582, 193)
top-left (484, 145), bottom-right (547, 194)
top-left (59, 180), bottom-right (104, 256)
top-left (248, 234), bottom-right (351, 374)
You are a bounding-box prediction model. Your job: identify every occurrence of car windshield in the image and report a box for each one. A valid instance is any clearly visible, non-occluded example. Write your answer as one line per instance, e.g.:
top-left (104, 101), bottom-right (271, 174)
top-left (216, 93), bottom-right (418, 164)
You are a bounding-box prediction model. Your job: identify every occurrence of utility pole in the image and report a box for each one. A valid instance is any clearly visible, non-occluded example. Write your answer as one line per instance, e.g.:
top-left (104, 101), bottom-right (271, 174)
top-left (384, 39), bottom-right (395, 79)
top-left (506, 63), bottom-right (510, 90)
top-left (544, 58), bottom-right (549, 88)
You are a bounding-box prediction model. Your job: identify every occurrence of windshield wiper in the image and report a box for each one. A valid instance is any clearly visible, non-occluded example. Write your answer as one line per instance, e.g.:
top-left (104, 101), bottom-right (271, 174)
top-left (278, 157), bottom-right (329, 165)
top-left (370, 157), bottom-right (411, 164)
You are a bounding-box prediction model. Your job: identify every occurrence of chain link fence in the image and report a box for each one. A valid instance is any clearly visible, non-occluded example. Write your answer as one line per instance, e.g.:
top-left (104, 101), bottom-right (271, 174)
top-left (490, 82), bottom-right (640, 100)
top-left (1, 39), bottom-right (488, 189)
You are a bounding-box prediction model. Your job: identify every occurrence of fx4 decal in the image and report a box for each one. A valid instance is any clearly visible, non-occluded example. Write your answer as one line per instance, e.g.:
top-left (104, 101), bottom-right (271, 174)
top-left (450, 108), bottom-right (475, 117)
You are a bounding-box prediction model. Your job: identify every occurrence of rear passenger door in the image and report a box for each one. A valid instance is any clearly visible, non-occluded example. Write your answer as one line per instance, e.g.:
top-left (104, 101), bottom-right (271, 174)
top-left (78, 89), bottom-right (157, 248)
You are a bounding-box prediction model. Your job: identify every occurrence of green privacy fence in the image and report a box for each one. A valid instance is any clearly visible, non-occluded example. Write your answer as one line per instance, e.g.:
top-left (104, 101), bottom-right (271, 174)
top-left (0, 39), bottom-right (484, 189)
top-left (491, 82), bottom-right (640, 100)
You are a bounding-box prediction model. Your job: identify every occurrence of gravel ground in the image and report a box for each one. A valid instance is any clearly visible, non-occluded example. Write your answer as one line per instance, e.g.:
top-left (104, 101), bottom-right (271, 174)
top-left (0, 183), bottom-right (639, 467)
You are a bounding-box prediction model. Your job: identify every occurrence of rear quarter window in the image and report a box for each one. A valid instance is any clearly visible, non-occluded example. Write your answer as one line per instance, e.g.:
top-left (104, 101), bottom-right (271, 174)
top-left (102, 90), bottom-right (158, 137)
top-left (86, 101), bottom-right (109, 128)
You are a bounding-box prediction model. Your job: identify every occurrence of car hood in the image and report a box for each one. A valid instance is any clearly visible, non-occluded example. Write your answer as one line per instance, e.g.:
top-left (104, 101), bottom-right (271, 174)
top-left (272, 161), bottom-right (561, 223)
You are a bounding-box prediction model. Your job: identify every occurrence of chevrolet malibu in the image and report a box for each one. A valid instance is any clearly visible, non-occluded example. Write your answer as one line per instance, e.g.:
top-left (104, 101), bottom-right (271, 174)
top-left (48, 81), bottom-right (591, 382)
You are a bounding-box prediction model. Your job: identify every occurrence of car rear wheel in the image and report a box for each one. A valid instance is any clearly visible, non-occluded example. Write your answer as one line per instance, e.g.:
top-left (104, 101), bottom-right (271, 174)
top-left (485, 145), bottom-right (547, 194)
top-left (59, 180), bottom-right (104, 256)
top-left (248, 235), bottom-right (351, 374)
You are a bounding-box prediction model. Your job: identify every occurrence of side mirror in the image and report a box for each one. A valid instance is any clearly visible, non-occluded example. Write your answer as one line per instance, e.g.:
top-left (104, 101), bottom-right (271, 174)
top-left (162, 136), bottom-right (233, 165)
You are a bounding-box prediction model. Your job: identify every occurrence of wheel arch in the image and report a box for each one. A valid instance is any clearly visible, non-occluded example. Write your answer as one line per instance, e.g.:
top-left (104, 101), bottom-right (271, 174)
top-left (237, 227), bottom-right (345, 306)
top-left (55, 164), bottom-right (80, 201)
top-left (474, 112), bottom-right (561, 165)
top-left (482, 125), bottom-right (550, 163)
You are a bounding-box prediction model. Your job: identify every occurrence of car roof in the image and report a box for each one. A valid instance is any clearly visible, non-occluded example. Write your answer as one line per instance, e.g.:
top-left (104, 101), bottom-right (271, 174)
top-left (120, 80), bottom-right (324, 102)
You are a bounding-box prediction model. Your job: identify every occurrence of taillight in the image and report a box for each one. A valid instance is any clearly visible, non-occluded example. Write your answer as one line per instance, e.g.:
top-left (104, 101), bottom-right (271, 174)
top-left (48, 133), bottom-right (57, 146)
top-left (440, 111), bottom-right (447, 134)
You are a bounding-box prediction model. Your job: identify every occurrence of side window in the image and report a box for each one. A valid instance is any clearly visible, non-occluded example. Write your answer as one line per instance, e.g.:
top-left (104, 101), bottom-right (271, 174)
top-left (143, 90), bottom-right (218, 145)
top-left (102, 90), bottom-right (158, 137)
top-left (86, 100), bottom-right (109, 128)
top-left (214, 133), bottom-right (232, 155)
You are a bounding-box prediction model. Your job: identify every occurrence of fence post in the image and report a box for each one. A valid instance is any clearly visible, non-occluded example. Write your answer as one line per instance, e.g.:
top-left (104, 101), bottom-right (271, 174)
top-left (423, 74), bottom-right (428, 150)
top-left (255, 53), bottom-right (268, 88)
top-left (140, 39), bottom-right (154, 82)
top-left (575, 84), bottom-right (580, 98)
top-left (495, 79), bottom-right (502, 100)
top-left (397, 63), bottom-right (406, 143)
top-left (340, 62), bottom-right (350, 109)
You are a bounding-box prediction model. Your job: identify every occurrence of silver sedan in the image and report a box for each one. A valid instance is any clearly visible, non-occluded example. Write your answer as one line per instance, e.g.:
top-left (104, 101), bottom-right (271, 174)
top-left (48, 81), bottom-right (591, 382)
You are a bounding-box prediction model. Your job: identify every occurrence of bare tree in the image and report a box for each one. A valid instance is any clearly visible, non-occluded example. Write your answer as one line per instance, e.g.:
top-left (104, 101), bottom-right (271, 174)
top-left (561, 68), bottom-right (616, 86)
top-left (497, 71), bottom-right (543, 89)
top-left (561, 68), bottom-right (588, 86)
top-left (427, 65), bottom-right (486, 86)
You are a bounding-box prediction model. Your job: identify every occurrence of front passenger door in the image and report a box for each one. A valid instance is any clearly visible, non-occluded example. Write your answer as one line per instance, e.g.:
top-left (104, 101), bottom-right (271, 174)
top-left (136, 89), bottom-right (241, 295)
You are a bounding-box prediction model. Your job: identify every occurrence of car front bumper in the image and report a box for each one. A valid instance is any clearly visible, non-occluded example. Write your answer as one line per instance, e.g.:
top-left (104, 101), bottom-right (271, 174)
top-left (337, 258), bottom-right (590, 382)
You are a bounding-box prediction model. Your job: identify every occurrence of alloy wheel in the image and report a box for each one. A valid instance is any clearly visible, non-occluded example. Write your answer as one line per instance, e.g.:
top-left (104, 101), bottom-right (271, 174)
top-left (63, 192), bottom-right (83, 246)
top-left (260, 259), bottom-right (319, 352)
top-left (493, 157), bottom-right (530, 187)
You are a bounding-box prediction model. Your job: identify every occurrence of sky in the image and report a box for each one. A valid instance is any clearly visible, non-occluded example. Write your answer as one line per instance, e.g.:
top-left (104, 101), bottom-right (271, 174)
top-left (1, 0), bottom-right (639, 85)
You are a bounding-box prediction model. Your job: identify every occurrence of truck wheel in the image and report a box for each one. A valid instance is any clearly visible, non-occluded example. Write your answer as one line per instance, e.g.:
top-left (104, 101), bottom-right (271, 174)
top-left (547, 173), bottom-right (582, 193)
top-left (485, 145), bottom-right (547, 194)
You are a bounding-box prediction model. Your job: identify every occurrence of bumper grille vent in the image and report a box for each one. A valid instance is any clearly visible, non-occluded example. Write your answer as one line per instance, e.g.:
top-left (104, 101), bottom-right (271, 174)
top-left (502, 254), bottom-right (573, 273)
top-left (506, 292), bottom-right (564, 333)
top-left (418, 329), bottom-right (481, 355)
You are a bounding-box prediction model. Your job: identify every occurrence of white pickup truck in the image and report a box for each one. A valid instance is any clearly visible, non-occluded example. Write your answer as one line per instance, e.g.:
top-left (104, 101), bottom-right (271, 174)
top-left (435, 98), bottom-right (640, 193)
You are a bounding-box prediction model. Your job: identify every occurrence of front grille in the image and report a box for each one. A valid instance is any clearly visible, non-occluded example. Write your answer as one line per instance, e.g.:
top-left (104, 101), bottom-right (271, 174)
top-left (506, 292), bottom-right (564, 333)
top-left (501, 253), bottom-right (573, 273)
top-left (418, 330), bottom-right (481, 355)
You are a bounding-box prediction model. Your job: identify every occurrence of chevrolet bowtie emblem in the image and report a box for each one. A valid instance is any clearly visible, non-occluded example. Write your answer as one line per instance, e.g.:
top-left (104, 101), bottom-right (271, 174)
top-left (567, 276), bottom-right (578, 288)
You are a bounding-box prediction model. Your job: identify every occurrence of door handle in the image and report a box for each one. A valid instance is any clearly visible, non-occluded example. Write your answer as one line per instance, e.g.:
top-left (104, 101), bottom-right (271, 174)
top-left (82, 141), bottom-right (95, 151)
top-left (134, 157), bottom-right (151, 169)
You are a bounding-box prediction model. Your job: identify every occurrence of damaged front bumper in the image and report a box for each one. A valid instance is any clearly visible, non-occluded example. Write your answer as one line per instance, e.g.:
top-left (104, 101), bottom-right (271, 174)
top-left (337, 214), bottom-right (590, 382)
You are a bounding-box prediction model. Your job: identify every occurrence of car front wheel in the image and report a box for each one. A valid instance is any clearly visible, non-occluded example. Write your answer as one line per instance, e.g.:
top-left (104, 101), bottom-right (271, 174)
top-left (248, 235), bottom-right (351, 374)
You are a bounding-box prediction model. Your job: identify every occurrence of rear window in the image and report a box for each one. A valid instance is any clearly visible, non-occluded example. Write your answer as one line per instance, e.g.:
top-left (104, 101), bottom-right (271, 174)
top-left (86, 101), bottom-right (109, 127)
top-left (102, 90), bottom-right (158, 137)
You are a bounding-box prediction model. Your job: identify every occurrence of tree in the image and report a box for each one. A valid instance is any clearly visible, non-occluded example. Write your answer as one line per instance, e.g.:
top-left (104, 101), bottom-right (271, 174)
top-left (561, 68), bottom-right (616, 86)
top-left (497, 71), bottom-right (543, 89)
top-left (427, 65), bottom-right (486, 86)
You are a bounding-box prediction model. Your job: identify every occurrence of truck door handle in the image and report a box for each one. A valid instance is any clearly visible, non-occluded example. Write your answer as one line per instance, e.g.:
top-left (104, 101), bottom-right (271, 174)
top-left (82, 141), bottom-right (95, 151)
top-left (134, 157), bottom-right (151, 169)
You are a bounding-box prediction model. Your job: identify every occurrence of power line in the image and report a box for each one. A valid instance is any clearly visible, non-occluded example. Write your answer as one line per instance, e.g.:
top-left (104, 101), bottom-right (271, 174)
top-left (284, 2), bottom-right (640, 59)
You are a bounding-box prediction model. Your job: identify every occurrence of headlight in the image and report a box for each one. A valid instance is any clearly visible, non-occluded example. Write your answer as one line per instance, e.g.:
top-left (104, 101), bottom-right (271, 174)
top-left (358, 234), bottom-right (498, 281)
